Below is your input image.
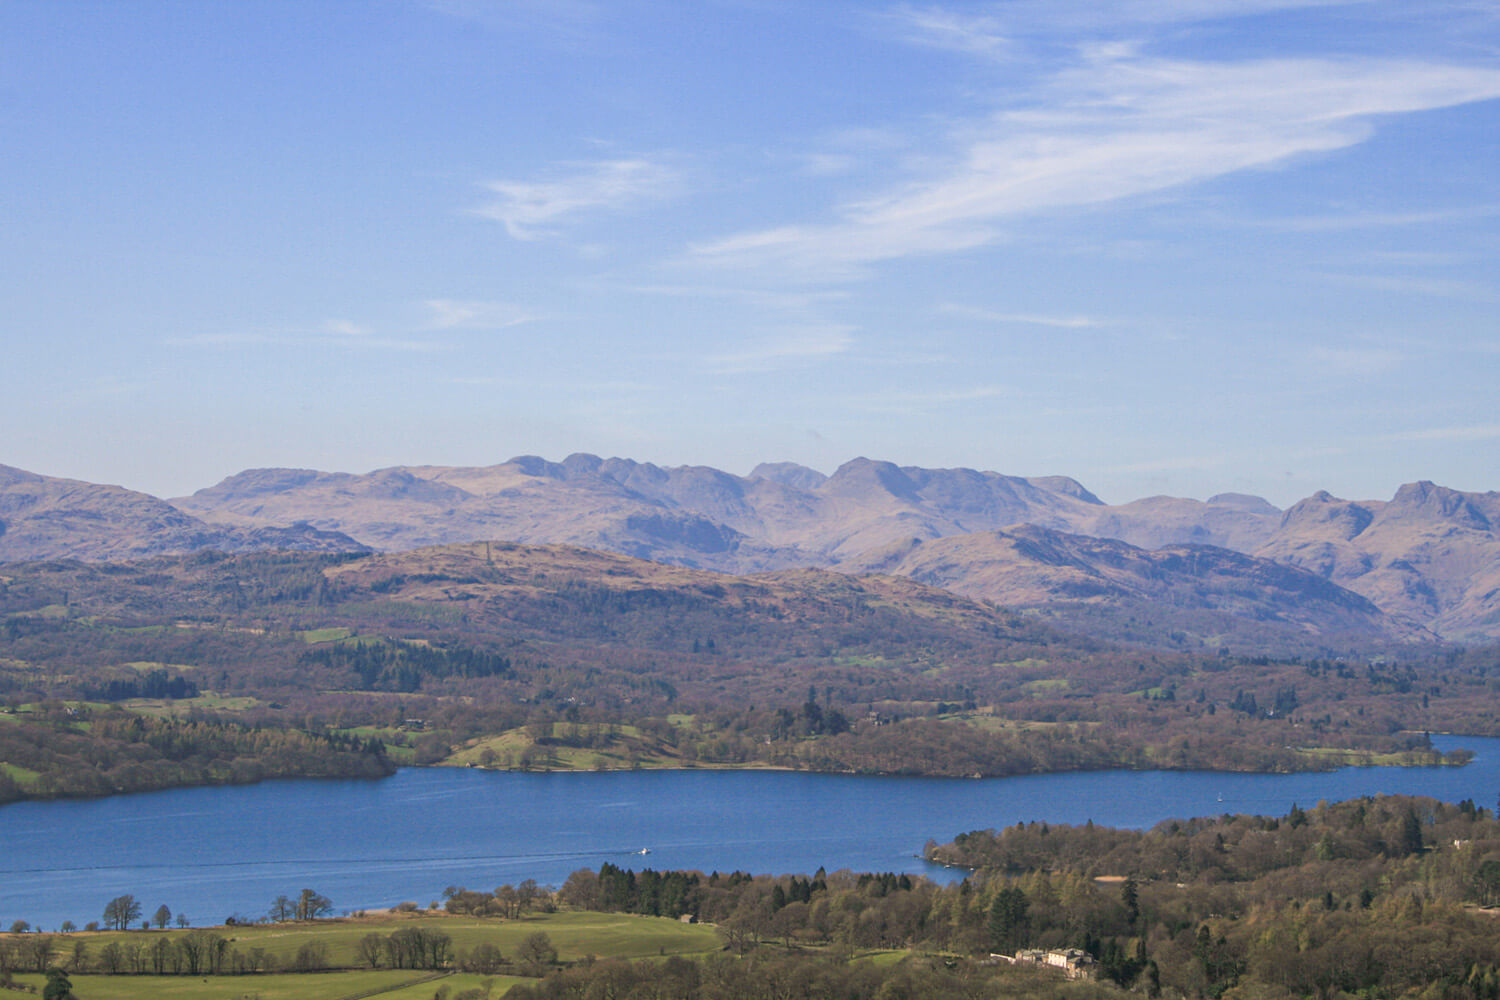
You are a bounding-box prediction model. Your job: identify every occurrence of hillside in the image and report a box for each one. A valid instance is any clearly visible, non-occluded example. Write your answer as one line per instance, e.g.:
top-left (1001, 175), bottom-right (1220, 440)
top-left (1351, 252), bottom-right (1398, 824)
top-left (0, 541), bottom-right (1486, 800)
top-left (0, 465), bottom-right (367, 562)
top-left (172, 455), bottom-right (1106, 571)
top-left (1257, 481), bottom-right (1500, 642)
top-left (172, 455), bottom-right (1500, 641)
top-left (3, 455), bottom-right (1497, 642)
top-left (841, 524), bottom-right (1430, 648)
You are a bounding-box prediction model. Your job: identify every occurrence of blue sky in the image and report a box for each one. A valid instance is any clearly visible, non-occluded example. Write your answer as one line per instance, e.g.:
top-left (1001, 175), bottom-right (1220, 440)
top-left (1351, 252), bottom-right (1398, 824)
top-left (2, 0), bottom-right (1497, 507)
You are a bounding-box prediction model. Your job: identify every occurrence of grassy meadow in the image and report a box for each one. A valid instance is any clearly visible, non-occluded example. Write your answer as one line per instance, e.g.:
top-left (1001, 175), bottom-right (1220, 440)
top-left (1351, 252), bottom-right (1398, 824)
top-left (3, 909), bottom-right (722, 999)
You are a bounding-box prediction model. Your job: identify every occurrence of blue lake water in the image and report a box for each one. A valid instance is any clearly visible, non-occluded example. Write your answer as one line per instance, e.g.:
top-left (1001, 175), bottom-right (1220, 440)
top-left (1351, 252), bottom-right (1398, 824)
top-left (3, 735), bottom-right (1498, 931)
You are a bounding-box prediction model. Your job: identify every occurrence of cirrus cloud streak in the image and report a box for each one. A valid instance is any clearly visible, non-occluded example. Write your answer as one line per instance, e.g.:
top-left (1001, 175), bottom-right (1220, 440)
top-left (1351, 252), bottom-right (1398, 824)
top-left (689, 55), bottom-right (1500, 282)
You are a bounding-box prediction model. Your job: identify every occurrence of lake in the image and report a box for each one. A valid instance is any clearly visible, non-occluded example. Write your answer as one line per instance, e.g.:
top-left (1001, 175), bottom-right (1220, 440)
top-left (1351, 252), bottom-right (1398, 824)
top-left (3, 735), bottom-right (1497, 930)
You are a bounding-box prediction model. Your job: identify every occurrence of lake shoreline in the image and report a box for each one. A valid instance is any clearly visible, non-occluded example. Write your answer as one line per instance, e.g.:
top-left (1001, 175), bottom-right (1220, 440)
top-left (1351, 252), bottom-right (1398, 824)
top-left (0, 741), bottom-right (1475, 809)
top-left (1, 734), bottom-right (1495, 930)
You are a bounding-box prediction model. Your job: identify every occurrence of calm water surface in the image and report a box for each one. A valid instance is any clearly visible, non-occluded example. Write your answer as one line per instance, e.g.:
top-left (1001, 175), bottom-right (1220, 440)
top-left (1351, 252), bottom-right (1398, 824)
top-left (3, 735), bottom-right (1497, 930)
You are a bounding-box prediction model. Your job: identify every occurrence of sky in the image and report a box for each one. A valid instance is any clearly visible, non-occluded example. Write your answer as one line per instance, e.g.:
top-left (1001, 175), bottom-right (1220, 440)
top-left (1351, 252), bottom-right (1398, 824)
top-left (2, 0), bottom-right (1498, 508)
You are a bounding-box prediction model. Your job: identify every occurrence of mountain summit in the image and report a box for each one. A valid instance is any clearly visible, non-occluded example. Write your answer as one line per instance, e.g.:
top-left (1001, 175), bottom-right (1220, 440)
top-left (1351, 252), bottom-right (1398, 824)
top-left (2, 456), bottom-right (1494, 641)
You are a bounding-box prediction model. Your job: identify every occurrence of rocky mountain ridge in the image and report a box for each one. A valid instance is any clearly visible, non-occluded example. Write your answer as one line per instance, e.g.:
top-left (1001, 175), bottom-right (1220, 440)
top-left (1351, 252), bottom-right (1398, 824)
top-left (2, 456), bottom-right (1495, 643)
top-left (170, 454), bottom-right (1499, 642)
top-left (0, 464), bottom-right (366, 563)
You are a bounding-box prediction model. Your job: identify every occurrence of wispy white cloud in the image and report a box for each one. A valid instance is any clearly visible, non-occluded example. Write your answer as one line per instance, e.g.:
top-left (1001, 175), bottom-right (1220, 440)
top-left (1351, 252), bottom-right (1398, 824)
top-left (171, 328), bottom-right (438, 352)
top-left (939, 303), bottom-right (1106, 328)
top-left (323, 319), bottom-right (372, 338)
top-left (169, 328), bottom-right (441, 352)
top-left (167, 305), bottom-right (516, 353)
top-left (475, 158), bottom-right (680, 240)
top-left (689, 54), bottom-right (1500, 282)
top-left (625, 283), bottom-right (850, 312)
top-left (707, 326), bottom-right (856, 373)
top-left (1383, 424), bottom-right (1500, 443)
top-left (798, 153), bottom-right (860, 177)
top-left (1359, 249), bottom-right (1472, 268)
top-left (423, 299), bottom-right (540, 330)
top-left (1254, 204), bottom-right (1500, 232)
top-left (892, 0), bottom-right (1370, 38)
top-left (878, 7), bottom-right (1012, 56)
top-left (1303, 345), bottom-right (1405, 377)
top-left (1311, 271), bottom-right (1497, 300)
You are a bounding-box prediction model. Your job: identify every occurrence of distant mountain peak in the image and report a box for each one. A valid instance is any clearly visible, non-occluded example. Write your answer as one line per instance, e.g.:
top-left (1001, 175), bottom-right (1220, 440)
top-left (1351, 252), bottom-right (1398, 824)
top-left (1207, 493), bottom-right (1281, 515)
top-left (0, 463), bottom-right (366, 562)
top-left (749, 462), bottom-right (827, 490)
top-left (823, 458), bottom-right (923, 502)
top-left (187, 467), bottom-right (339, 503)
top-left (1028, 476), bottom-right (1104, 505)
top-left (1389, 480), bottom-right (1492, 528)
top-left (6, 455), bottom-right (1497, 642)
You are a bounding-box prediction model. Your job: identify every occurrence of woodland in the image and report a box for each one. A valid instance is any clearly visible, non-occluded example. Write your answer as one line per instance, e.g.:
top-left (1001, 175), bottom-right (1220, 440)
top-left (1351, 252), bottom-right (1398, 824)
top-left (0, 543), bottom-right (1492, 802)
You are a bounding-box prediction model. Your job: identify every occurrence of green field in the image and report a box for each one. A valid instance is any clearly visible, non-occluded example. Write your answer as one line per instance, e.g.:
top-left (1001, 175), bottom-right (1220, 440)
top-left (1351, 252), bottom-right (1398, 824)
top-left (444, 723), bottom-right (687, 772)
top-left (381, 973), bottom-right (529, 999)
top-left (0, 761), bottom-right (40, 782)
top-left (296, 626), bottom-right (354, 644)
top-left (126, 693), bottom-right (264, 717)
top-left (1297, 746), bottom-right (1468, 767)
top-left (5, 911), bottom-right (720, 999)
top-left (189, 911), bottom-right (720, 966)
top-left (14, 969), bottom-right (441, 999)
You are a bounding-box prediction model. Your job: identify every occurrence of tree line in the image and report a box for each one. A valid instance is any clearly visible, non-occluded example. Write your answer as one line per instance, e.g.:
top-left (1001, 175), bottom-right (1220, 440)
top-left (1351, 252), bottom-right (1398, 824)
top-left (0, 708), bottom-right (392, 803)
top-left (514, 796), bottom-right (1500, 999)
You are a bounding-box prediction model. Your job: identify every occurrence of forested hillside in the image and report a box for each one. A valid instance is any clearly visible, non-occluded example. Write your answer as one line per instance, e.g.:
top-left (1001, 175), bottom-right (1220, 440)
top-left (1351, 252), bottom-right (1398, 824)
top-left (0, 542), bottom-right (1491, 801)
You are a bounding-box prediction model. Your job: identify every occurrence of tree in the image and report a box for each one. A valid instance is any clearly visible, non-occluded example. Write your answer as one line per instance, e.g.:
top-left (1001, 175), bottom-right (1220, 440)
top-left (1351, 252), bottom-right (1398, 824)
top-left (384, 927), bottom-right (452, 970)
top-left (356, 932), bottom-right (386, 969)
top-left (516, 878), bottom-right (542, 914)
top-left (987, 886), bottom-right (1029, 953)
top-left (1121, 877), bottom-right (1140, 927)
top-left (41, 969), bottom-right (73, 1000)
top-left (293, 940), bottom-right (329, 972)
top-left (176, 930), bottom-right (210, 976)
top-left (1397, 807), bottom-right (1424, 857)
top-left (270, 895), bottom-right (295, 922)
top-left (464, 942), bottom-right (505, 974)
top-left (97, 942), bottom-right (127, 975)
top-left (148, 935), bottom-right (174, 975)
top-left (102, 895), bottom-right (141, 932)
top-left (559, 869), bottom-right (600, 910)
top-left (19, 935), bottom-right (55, 973)
top-left (516, 931), bottom-right (558, 975)
top-left (152, 904), bottom-right (171, 930)
top-left (295, 888), bottom-right (333, 921)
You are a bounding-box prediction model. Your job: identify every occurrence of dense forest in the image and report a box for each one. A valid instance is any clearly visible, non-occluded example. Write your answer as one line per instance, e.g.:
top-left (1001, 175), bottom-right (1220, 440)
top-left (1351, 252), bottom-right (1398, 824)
top-left (511, 795), bottom-right (1500, 999)
top-left (0, 543), bottom-right (1494, 800)
top-left (0, 705), bottom-right (392, 803)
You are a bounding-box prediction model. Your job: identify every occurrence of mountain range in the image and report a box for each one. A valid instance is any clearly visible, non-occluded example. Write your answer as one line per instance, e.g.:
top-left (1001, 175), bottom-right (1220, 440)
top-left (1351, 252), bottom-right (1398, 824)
top-left (3, 456), bottom-right (1496, 645)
